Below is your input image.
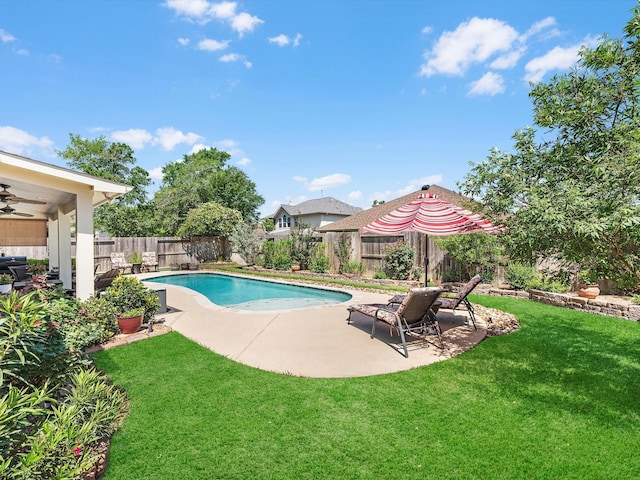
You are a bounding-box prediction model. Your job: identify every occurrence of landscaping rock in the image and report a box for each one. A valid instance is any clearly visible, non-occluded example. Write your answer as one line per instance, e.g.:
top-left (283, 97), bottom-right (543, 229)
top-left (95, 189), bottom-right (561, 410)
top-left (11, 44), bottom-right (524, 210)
top-left (473, 304), bottom-right (521, 337)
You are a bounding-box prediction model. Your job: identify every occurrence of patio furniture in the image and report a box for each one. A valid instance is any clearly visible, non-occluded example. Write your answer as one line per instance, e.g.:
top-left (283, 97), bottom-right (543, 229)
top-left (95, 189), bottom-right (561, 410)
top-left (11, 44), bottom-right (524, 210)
top-left (9, 265), bottom-right (31, 282)
top-left (348, 287), bottom-right (444, 357)
top-left (94, 268), bottom-right (121, 293)
top-left (110, 252), bottom-right (132, 274)
top-left (0, 255), bottom-right (27, 277)
top-left (142, 252), bottom-right (159, 272)
top-left (388, 275), bottom-right (484, 330)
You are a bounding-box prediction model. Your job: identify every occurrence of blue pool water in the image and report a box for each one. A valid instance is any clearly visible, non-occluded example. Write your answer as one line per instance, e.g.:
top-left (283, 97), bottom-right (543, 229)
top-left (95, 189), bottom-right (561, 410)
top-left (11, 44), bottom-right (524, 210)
top-left (144, 273), bottom-right (352, 311)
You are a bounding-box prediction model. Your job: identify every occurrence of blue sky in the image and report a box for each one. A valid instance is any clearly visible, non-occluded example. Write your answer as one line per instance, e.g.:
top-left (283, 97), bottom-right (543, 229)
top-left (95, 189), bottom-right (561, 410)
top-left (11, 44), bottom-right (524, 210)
top-left (0, 0), bottom-right (634, 217)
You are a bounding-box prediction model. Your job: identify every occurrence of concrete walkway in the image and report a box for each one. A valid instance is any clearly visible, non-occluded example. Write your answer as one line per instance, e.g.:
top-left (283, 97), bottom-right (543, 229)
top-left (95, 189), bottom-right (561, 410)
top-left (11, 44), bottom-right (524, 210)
top-left (115, 272), bottom-right (487, 378)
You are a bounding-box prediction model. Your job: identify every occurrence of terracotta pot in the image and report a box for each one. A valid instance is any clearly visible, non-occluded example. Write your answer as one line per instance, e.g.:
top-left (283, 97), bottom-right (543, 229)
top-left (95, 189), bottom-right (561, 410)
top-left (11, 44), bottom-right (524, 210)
top-left (117, 313), bottom-right (143, 334)
top-left (291, 265), bottom-right (300, 271)
top-left (577, 284), bottom-right (600, 299)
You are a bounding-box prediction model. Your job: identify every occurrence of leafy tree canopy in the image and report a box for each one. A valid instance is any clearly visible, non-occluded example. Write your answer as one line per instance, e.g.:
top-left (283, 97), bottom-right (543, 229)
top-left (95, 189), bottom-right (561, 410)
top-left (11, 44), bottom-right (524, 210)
top-left (157, 148), bottom-right (264, 230)
top-left (176, 201), bottom-right (243, 239)
top-left (460, 7), bottom-right (640, 292)
top-left (57, 134), bottom-right (153, 236)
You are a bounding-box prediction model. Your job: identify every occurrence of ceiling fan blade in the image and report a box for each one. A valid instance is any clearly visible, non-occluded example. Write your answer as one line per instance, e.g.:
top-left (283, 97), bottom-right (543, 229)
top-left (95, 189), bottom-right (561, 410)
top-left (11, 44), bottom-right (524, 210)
top-left (11, 211), bottom-right (34, 217)
top-left (0, 183), bottom-right (46, 205)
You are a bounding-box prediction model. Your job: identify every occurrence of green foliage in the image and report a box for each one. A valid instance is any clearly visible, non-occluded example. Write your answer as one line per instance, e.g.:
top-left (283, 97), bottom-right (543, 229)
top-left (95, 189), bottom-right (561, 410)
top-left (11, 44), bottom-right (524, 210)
top-left (342, 260), bottom-right (364, 276)
top-left (231, 222), bottom-right (262, 266)
top-left (289, 222), bottom-right (316, 270)
top-left (333, 233), bottom-right (352, 274)
top-left (53, 297), bottom-right (119, 353)
top-left (460, 9), bottom-right (640, 293)
top-left (504, 263), bottom-right (536, 290)
top-left (57, 134), bottom-right (153, 236)
top-left (105, 275), bottom-right (160, 323)
top-left (272, 240), bottom-right (293, 271)
top-left (0, 273), bottom-right (11, 285)
top-left (442, 267), bottom-right (463, 283)
top-left (260, 218), bottom-right (275, 233)
top-left (527, 276), bottom-right (569, 293)
top-left (373, 265), bottom-right (388, 279)
top-left (177, 201), bottom-right (243, 239)
top-left (309, 244), bottom-right (330, 273)
top-left (383, 243), bottom-right (415, 280)
top-left (411, 266), bottom-right (424, 282)
top-left (127, 251), bottom-right (143, 264)
top-left (154, 148), bottom-right (264, 233)
top-left (435, 233), bottom-right (505, 281)
top-left (632, 294), bottom-right (640, 305)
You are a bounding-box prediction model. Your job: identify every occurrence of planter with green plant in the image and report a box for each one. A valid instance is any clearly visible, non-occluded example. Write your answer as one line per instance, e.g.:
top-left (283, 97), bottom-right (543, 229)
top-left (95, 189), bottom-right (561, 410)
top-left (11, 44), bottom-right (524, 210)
top-left (577, 269), bottom-right (600, 299)
top-left (116, 306), bottom-right (145, 334)
top-left (0, 273), bottom-right (12, 294)
top-left (104, 275), bottom-right (160, 334)
top-left (127, 252), bottom-right (143, 274)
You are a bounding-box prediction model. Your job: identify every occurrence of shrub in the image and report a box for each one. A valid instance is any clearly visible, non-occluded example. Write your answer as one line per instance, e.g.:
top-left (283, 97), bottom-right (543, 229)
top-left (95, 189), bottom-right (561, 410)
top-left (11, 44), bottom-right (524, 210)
top-left (309, 244), bottom-right (330, 273)
top-left (505, 263), bottom-right (536, 290)
top-left (410, 266), bottom-right (424, 282)
top-left (231, 222), bottom-right (262, 266)
top-left (333, 234), bottom-right (352, 274)
top-left (527, 276), bottom-right (569, 293)
top-left (342, 260), bottom-right (364, 276)
top-left (383, 243), bottom-right (415, 280)
top-left (373, 265), bottom-right (388, 279)
top-left (289, 222), bottom-right (316, 270)
top-left (105, 276), bottom-right (160, 323)
top-left (442, 267), bottom-right (463, 283)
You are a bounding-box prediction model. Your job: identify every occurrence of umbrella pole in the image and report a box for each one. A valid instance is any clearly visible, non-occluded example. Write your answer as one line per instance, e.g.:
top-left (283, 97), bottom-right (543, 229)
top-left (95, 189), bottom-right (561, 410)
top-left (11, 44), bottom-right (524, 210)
top-left (424, 234), bottom-right (429, 287)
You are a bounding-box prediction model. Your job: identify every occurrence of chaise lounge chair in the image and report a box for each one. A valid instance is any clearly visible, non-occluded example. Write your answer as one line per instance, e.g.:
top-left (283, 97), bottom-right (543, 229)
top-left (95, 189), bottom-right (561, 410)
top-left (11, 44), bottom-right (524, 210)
top-left (347, 287), bottom-right (444, 357)
top-left (142, 252), bottom-right (159, 272)
top-left (110, 252), bottom-right (132, 274)
top-left (94, 268), bottom-right (121, 293)
top-left (388, 275), bottom-right (484, 330)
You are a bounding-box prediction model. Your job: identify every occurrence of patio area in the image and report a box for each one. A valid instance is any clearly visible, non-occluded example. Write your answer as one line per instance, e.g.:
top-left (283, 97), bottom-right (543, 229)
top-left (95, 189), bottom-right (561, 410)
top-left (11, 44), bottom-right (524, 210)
top-left (125, 274), bottom-right (487, 378)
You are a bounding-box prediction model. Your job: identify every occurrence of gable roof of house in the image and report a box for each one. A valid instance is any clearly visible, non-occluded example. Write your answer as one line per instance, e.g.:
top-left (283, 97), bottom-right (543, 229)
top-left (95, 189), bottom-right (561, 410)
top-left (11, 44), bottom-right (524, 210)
top-left (269, 197), bottom-right (363, 219)
top-left (317, 185), bottom-right (473, 232)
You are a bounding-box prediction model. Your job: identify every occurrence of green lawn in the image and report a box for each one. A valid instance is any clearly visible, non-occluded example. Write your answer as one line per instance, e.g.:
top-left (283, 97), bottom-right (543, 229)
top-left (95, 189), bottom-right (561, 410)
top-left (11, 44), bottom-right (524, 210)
top-left (93, 296), bottom-right (640, 479)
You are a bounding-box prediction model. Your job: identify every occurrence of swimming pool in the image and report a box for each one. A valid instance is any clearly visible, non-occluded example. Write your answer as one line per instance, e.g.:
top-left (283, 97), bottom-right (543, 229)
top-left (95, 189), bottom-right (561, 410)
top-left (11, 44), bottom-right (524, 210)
top-left (144, 273), bottom-right (352, 311)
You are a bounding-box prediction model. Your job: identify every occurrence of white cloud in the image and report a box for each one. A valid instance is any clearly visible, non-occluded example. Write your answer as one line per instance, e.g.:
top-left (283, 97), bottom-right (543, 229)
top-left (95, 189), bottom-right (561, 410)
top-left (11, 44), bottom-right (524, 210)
top-left (219, 53), bottom-right (251, 67)
top-left (419, 17), bottom-right (519, 77)
top-left (154, 127), bottom-right (203, 151)
top-left (198, 39), bottom-right (230, 51)
top-left (178, 37), bottom-right (190, 46)
top-left (293, 33), bottom-right (302, 47)
top-left (293, 175), bottom-right (307, 182)
top-left (0, 29), bottom-right (16, 43)
top-left (188, 143), bottom-right (210, 154)
top-left (166, 1), bottom-right (264, 36)
top-left (524, 42), bottom-right (583, 83)
top-left (370, 176), bottom-right (443, 203)
top-left (421, 26), bottom-right (432, 35)
top-left (0, 126), bottom-right (53, 156)
top-left (268, 34), bottom-right (290, 46)
top-left (231, 12), bottom-right (263, 37)
top-left (308, 173), bottom-right (351, 192)
top-left (218, 139), bottom-right (237, 148)
top-left (148, 167), bottom-right (164, 181)
top-left (348, 190), bottom-right (362, 200)
top-left (236, 157), bottom-right (250, 166)
top-left (467, 71), bottom-right (505, 96)
top-left (111, 129), bottom-right (153, 150)
top-left (490, 48), bottom-right (525, 69)
top-left (522, 16), bottom-right (558, 41)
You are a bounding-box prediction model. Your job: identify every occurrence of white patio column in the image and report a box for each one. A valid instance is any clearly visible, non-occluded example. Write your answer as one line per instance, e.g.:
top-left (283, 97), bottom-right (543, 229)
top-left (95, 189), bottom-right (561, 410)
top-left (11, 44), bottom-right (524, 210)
top-left (57, 209), bottom-right (73, 288)
top-left (48, 218), bottom-right (59, 269)
top-left (74, 189), bottom-right (95, 300)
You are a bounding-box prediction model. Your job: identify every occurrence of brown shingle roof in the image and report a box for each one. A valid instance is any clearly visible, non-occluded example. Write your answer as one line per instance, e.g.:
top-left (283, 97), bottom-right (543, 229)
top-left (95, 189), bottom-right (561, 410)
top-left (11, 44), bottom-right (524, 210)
top-left (317, 185), bottom-right (472, 232)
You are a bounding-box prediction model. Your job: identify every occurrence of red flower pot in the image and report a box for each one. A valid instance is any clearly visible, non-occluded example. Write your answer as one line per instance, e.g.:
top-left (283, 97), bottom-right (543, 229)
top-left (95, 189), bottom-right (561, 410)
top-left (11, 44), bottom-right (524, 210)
top-left (117, 313), bottom-right (143, 334)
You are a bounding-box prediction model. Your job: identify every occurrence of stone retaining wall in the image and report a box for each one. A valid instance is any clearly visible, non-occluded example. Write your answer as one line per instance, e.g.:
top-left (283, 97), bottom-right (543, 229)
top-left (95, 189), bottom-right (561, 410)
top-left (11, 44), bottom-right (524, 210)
top-left (481, 287), bottom-right (640, 321)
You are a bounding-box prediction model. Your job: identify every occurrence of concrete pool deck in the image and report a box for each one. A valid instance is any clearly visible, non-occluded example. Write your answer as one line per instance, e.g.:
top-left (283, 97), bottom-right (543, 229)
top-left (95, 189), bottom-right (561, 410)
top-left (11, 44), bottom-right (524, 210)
top-left (134, 271), bottom-right (487, 378)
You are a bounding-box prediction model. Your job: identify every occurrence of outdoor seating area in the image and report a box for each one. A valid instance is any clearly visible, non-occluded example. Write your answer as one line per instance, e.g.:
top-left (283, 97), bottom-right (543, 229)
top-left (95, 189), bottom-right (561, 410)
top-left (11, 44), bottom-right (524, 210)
top-left (110, 252), bottom-right (132, 274)
top-left (348, 286), bottom-right (445, 356)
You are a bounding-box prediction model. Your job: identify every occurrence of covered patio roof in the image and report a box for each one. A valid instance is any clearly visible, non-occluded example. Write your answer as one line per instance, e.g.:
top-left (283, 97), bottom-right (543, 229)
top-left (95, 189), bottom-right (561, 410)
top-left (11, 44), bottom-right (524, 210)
top-left (0, 150), bottom-right (132, 299)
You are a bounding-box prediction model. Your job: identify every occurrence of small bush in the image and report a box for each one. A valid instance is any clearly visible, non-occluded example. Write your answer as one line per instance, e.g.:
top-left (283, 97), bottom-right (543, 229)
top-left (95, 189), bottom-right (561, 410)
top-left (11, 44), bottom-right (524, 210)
top-left (505, 263), bottom-right (536, 290)
top-left (527, 276), bottom-right (568, 293)
top-left (105, 276), bottom-right (160, 323)
top-left (343, 260), bottom-right (364, 276)
top-left (373, 265), bottom-right (388, 279)
top-left (309, 244), bottom-right (330, 273)
top-left (383, 243), bottom-right (415, 280)
top-left (442, 267), bottom-right (463, 283)
top-left (631, 294), bottom-right (640, 305)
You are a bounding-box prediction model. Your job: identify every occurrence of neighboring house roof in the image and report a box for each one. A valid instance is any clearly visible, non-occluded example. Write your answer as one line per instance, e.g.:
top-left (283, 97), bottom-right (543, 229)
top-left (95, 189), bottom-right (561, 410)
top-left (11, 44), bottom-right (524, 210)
top-left (269, 197), bottom-right (363, 219)
top-left (317, 185), bottom-right (473, 232)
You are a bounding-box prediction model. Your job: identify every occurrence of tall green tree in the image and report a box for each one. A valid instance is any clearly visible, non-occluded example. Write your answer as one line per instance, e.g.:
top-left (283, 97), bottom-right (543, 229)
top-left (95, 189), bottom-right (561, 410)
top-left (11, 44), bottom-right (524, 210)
top-left (154, 148), bottom-right (264, 234)
top-left (460, 7), bottom-right (640, 292)
top-left (57, 134), bottom-right (153, 236)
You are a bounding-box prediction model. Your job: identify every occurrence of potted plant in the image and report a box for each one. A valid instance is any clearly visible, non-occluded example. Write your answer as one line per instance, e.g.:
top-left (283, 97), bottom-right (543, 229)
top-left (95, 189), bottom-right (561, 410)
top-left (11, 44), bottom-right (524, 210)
top-left (0, 273), bottom-right (12, 294)
top-left (104, 275), bottom-right (161, 333)
top-left (577, 269), bottom-right (600, 299)
top-left (117, 307), bottom-right (145, 334)
top-left (170, 263), bottom-right (180, 271)
top-left (127, 252), bottom-right (143, 274)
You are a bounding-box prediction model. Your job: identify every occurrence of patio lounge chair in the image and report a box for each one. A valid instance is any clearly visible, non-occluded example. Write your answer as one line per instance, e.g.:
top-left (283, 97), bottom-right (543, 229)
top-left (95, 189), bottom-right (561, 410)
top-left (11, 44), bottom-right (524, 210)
top-left (347, 287), bottom-right (444, 357)
top-left (142, 251), bottom-right (159, 272)
top-left (94, 268), bottom-right (121, 293)
top-left (388, 275), bottom-right (484, 330)
top-left (110, 252), bottom-right (132, 274)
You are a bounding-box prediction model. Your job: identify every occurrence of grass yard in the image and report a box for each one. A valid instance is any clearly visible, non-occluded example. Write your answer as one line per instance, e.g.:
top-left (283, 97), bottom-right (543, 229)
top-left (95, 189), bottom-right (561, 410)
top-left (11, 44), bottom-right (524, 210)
top-left (92, 296), bottom-right (640, 479)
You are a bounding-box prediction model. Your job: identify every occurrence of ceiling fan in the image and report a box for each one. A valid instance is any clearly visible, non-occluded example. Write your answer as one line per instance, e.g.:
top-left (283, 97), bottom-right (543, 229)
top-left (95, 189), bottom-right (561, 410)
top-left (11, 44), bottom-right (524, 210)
top-left (0, 183), bottom-right (47, 205)
top-left (0, 203), bottom-right (34, 217)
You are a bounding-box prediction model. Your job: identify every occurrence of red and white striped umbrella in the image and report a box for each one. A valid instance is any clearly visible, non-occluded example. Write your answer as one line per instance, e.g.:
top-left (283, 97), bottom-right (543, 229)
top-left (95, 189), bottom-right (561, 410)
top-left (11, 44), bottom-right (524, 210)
top-left (360, 193), bottom-right (500, 284)
top-left (360, 193), bottom-right (499, 236)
